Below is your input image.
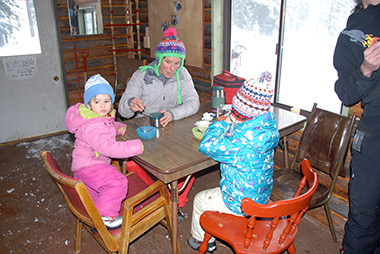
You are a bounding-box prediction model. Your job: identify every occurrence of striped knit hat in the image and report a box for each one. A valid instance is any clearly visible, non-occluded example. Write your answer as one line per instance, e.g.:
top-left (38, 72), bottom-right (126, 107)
top-left (230, 71), bottom-right (273, 122)
top-left (139, 27), bottom-right (186, 105)
top-left (155, 27), bottom-right (186, 64)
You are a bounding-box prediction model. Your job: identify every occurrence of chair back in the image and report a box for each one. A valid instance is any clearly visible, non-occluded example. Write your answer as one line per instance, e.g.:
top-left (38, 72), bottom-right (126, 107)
top-left (294, 108), bottom-right (355, 178)
top-left (241, 159), bottom-right (318, 251)
top-left (41, 151), bottom-right (93, 222)
top-left (198, 159), bottom-right (318, 254)
top-left (115, 58), bottom-right (143, 94)
top-left (41, 151), bottom-right (121, 250)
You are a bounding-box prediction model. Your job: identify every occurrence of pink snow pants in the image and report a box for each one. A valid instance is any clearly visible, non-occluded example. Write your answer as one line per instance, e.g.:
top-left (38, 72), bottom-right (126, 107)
top-left (74, 164), bottom-right (128, 217)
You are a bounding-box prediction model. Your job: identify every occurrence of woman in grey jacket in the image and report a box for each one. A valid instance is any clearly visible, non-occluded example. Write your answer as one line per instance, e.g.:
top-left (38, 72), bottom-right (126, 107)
top-left (118, 27), bottom-right (200, 127)
top-left (118, 27), bottom-right (200, 220)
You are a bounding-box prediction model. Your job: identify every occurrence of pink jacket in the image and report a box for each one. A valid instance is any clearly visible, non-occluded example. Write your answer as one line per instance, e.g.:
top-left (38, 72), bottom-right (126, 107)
top-left (65, 103), bottom-right (143, 173)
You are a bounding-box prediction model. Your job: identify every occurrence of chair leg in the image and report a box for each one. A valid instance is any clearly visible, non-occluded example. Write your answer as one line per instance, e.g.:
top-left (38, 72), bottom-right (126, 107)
top-left (118, 234), bottom-right (130, 254)
top-left (198, 233), bottom-right (211, 254)
top-left (122, 160), bottom-right (127, 175)
top-left (283, 136), bottom-right (290, 168)
top-left (161, 187), bottom-right (180, 253)
top-left (74, 219), bottom-right (83, 253)
top-left (324, 203), bottom-right (337, 242)
top-left (287, 243), bottom-right (296, 254)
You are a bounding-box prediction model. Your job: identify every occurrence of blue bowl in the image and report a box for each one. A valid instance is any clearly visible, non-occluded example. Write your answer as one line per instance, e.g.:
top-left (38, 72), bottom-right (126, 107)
top-left (136, 126), bottom-right (157, 140)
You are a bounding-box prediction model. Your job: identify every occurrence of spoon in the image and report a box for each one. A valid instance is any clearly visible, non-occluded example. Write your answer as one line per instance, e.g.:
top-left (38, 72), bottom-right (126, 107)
top-left (135, 123), bottom-right (153, 133)
top-left (196, 128), bottom-right (204, 134)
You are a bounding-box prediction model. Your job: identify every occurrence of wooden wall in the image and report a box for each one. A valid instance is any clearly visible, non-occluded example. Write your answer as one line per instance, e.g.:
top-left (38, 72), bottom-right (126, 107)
top-left (56, 0), bottom-right (212, 107)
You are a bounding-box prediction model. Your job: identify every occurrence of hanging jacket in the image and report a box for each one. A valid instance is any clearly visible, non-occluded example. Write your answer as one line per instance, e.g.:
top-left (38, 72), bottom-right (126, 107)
top-left (198, 112), bottom-right (279, 214)
top-left (65, 103), bottom-right (143, 173)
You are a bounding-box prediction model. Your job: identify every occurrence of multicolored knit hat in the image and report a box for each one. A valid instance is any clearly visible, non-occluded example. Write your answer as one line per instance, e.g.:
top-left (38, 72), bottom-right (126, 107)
top-left (155, 27), bottom-right (186, 64)
top-left (139, 27), bottom-right (186, 105)
top-left (230, 71), bottom-right (273, 123)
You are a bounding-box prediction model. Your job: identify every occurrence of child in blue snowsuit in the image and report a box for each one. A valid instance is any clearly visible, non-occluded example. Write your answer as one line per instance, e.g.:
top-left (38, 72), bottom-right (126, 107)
top-left (188, 72), bottom-right (279, 252)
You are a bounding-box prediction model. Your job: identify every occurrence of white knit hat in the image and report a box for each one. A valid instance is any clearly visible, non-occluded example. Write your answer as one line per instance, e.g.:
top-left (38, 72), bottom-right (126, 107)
top-left (84, 74), bottom-right (114, 106)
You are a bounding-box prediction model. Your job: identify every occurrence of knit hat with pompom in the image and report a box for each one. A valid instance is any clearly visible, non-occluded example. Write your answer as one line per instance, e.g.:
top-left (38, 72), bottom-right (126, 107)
top-left (139, 27), bottom-right (186, 105)
top-left (155, 27), bottom-right (186, 64)
top-left (230, 71), bottom-right (274, 123)
top-left (84, 74), bottom-right (114, 106)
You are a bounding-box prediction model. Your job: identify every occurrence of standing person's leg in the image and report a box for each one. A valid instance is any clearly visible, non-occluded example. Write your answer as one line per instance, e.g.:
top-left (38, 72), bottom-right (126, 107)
top-left (343, 116), bottom-right (380, 254)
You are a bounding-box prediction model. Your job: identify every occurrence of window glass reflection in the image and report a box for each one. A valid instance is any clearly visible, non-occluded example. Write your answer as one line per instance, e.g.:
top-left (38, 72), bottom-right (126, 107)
top-left (68, 0), bottom-right (103, 36)
top-left (0, 0), bottom-right (41, 57)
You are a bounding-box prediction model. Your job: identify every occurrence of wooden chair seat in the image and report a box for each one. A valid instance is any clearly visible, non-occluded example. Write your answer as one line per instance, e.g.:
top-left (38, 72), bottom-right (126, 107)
top-left (94, 172), bottom-right (160, 237)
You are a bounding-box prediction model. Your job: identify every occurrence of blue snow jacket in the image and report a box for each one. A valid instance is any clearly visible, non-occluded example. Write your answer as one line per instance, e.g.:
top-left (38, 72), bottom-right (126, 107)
top-left (198, 112), bottom-right (279, 214)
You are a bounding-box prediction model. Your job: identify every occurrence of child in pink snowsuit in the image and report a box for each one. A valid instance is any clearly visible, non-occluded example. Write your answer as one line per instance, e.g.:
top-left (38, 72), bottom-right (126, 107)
top-left (65, 74), bottom-right (143, 229)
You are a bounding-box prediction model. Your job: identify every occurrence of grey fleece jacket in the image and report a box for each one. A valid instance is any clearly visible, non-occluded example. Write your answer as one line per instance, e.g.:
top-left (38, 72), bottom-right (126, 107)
top-left (118, 64), bottom-right (200, 120)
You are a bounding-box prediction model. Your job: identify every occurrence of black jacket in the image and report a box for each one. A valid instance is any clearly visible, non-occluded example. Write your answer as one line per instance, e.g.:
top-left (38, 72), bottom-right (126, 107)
top-left (333, 4), bottom-right (380, 116)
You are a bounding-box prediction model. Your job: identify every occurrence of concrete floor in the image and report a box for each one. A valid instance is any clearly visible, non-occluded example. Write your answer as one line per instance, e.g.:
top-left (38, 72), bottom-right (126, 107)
top-left (0, 133), bottom-right (343, 253)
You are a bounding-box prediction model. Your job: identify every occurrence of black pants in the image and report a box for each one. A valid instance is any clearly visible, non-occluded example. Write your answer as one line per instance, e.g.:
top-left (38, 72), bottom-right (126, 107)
top-left (343, 115), bottom-right (380, 254)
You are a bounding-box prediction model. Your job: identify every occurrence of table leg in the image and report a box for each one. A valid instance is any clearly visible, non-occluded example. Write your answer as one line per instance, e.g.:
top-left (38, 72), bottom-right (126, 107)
top-left (171, 180), bottom-right (179, 254)
top-left (283, 136), bottom-right (289, 168)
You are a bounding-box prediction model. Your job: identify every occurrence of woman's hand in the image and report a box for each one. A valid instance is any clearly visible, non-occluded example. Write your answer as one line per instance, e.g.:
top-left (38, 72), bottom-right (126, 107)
top-left (129, 98), bottom-right (146, 113)
top-left (361, 40), bottom-right (380, 78)
top-left (159, 110), bottom-right (172, 127)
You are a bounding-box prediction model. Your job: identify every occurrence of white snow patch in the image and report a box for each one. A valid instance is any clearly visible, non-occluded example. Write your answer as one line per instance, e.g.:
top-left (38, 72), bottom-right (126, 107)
top-left (17, 134), bottom-right (73, 159)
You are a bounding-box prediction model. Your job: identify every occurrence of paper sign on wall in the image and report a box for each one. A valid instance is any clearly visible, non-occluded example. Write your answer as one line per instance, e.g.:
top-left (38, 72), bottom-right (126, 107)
top-left (3, 56), bottom-right (39, 80)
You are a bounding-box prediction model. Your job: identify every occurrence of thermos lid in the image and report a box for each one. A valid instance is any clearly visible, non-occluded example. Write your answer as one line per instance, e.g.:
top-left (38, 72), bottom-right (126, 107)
top-left (212, 86), bottom-right (224, 91)
top-left (150, 112), bottom-right (164, 119)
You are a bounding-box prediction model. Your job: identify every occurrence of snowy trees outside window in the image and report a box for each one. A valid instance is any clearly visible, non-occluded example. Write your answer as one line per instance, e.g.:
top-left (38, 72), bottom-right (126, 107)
top-left (0, 0), bottom-right (41, 57)
top-left (230, 0), bottom-right (355, 113)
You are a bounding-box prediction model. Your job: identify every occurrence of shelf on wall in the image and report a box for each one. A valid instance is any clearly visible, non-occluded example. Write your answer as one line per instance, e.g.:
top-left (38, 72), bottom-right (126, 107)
top-left (104, 23), bottom-right (145, 27)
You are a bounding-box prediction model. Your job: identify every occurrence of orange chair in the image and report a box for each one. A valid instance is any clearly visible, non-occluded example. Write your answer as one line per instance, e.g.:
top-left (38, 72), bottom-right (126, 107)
top-left (41, 151), bottom-right (177, 254)
top-left (198, 159), bottom-right (318, 254)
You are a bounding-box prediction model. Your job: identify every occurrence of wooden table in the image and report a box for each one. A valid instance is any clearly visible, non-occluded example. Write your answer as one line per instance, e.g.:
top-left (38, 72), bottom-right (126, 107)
top-left (122, 102), bottom-right (306, 254)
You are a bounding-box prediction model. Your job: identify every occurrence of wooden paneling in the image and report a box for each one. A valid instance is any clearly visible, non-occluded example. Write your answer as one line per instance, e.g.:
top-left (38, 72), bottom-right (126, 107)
top-left (56, 0), bottom-right (212, 106)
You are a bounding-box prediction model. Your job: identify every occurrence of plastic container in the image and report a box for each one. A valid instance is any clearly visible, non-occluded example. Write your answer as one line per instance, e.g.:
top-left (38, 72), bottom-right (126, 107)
top-left (192, 127), bottom-right (205, 140)
top-left (195, 120), bottom-right (211, 128)
top-left (149, 112), bottom-right (164, 127)
top-left (136, 126), bottom-right (157, 140)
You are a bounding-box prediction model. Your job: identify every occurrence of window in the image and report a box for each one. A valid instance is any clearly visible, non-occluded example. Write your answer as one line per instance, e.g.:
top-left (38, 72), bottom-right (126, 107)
top-left (0, 0), bottom-right (41, 57)
top-left (229, 0), bottom-right (354, 113)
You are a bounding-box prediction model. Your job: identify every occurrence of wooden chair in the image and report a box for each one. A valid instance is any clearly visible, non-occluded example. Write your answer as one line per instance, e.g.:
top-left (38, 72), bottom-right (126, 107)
top-left (277, 103), bottom-right (317, 168)
top-left (114, 57), bottom-right (144, 104)
top-left (271, 107), bottom-right (355, 242)
top-left (114, 57), bottom-right (147, 120)
top-left (198, 159), bottom-right (319, 254)
top-left (41, 151), bottom-right (177, 253)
